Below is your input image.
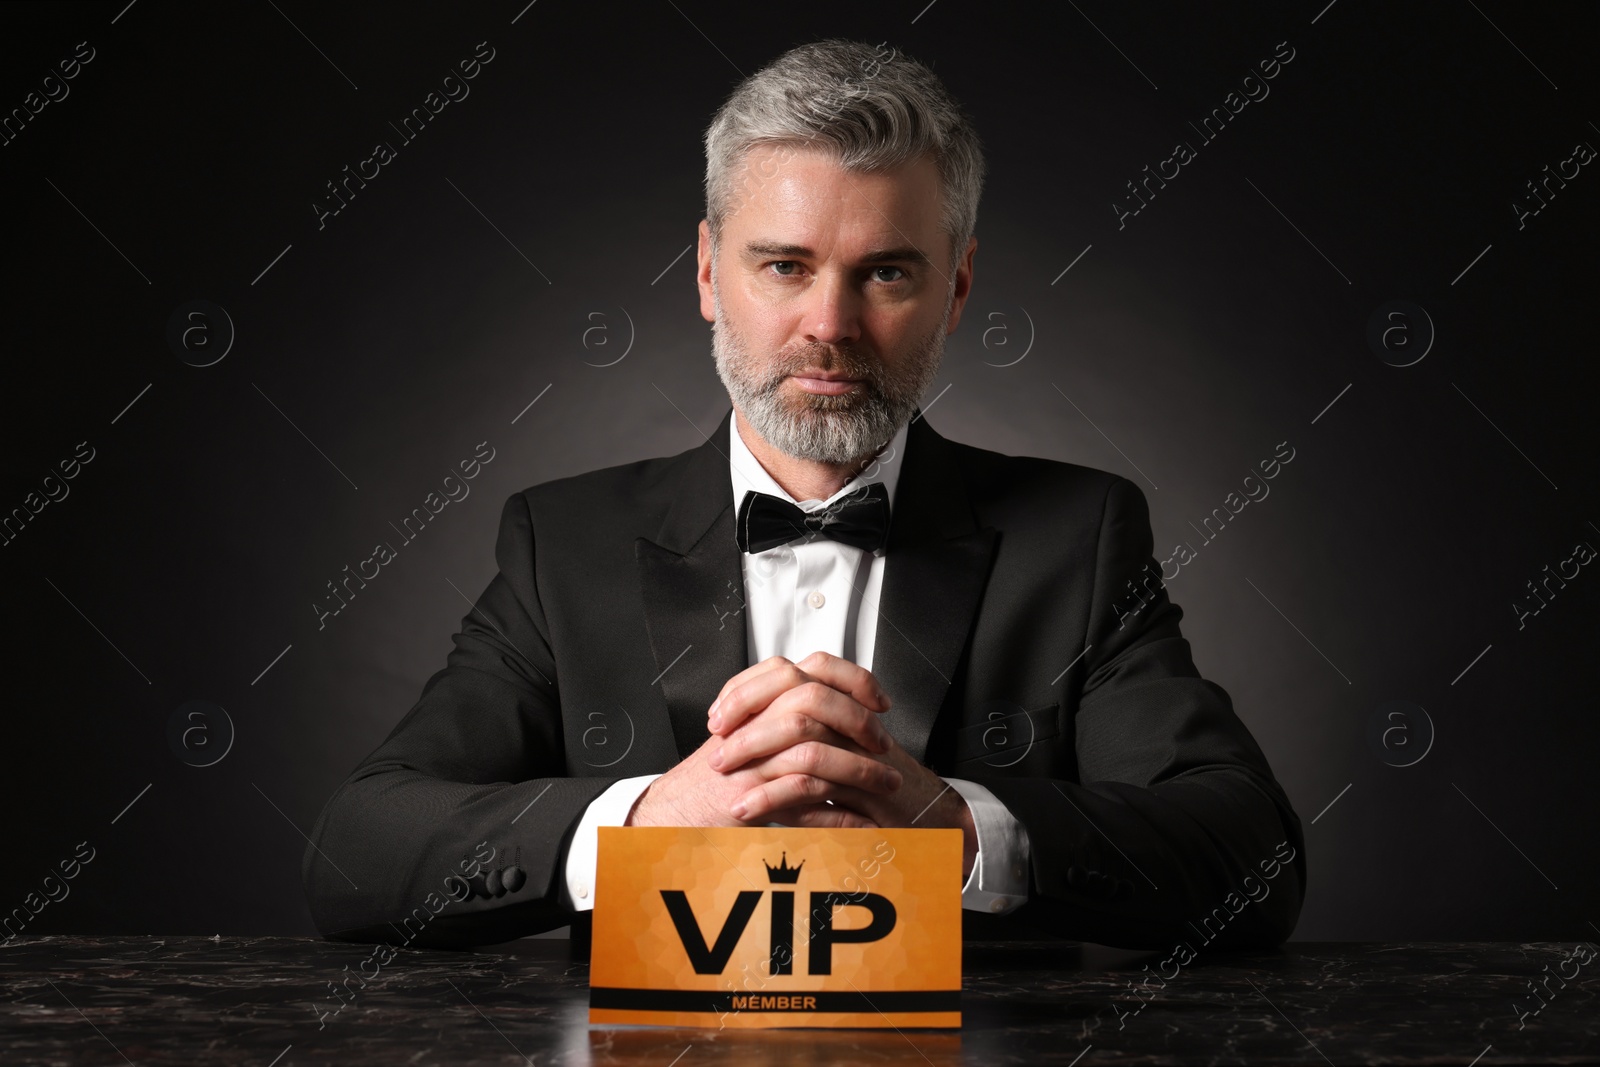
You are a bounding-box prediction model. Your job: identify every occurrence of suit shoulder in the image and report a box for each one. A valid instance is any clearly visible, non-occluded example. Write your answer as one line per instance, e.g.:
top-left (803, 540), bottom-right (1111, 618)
top-left (942, 434), bottom-right (1129, 509)
top-left (507, 437), bottom-right (698, 515)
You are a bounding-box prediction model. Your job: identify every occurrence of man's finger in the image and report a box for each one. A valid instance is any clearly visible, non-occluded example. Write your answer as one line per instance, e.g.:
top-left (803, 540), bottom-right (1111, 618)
top-left (767, 802), bottom-right (879, 830)
top-left (706, 656), bottom-right (795, 719)
top-left (759, 742), bottom-right (902, 794)
top-left (710, 651), bottom-right (891, 737)
top-left (711, 696), bottom-right (889, 769)
top-left (730, 770), bottom-right (892, 824)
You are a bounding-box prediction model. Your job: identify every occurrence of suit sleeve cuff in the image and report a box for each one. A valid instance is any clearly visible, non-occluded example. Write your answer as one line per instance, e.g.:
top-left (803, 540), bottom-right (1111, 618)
top-left (561, 774), bottom-right (661, 912)
top-left (945, 777), bottom-right (1030, 915)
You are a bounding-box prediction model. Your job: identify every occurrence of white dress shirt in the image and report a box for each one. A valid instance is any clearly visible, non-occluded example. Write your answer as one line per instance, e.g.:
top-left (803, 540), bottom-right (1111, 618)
top-left (560, 413), bottom-right (1031, 914)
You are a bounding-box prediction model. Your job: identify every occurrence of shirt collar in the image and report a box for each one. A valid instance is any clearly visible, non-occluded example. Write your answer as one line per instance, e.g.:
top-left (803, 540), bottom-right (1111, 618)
top-left (729, 409), bottom-right (910, 520)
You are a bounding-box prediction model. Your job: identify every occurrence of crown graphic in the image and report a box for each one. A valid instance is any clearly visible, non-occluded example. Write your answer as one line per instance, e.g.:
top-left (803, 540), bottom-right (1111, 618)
top-left (763, 851), bottom-right (804, 884)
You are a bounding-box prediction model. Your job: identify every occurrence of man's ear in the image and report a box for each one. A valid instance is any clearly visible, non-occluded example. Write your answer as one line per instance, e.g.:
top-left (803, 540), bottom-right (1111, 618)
top-left (944, 235), bottom-right (977, 334)
top-left (697, 219), bottom-right (716, 323)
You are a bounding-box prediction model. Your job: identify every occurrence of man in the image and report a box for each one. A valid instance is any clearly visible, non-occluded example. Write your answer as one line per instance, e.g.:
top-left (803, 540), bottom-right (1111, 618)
top-left (303, 38), bottom-right (1304, 952)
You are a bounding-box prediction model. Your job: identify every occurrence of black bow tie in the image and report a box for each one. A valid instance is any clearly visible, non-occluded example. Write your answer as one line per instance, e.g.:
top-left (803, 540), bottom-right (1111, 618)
top-left (735, 482), bottom-right (891, 555)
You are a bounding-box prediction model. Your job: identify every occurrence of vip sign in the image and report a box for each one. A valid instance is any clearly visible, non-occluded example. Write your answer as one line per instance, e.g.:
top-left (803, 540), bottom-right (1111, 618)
top-left (589, 827), bottom-right (963, 1028)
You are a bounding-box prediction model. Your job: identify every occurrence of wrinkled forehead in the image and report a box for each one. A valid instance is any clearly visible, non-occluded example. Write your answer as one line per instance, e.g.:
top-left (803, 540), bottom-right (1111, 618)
top-left (722, 143), bottom-right (947, 257)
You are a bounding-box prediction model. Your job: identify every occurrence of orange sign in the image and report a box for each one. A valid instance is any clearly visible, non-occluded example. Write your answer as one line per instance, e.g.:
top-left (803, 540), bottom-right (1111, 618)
top-left (589, 827), bottom-right (963, 1029)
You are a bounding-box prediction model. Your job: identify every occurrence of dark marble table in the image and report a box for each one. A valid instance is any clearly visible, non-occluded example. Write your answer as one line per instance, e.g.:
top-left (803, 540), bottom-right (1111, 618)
top-left (1, 936), bottom-right (1595, 1065)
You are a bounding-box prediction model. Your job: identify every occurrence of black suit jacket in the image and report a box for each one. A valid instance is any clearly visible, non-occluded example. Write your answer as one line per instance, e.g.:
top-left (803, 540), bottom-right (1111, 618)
top-left (302, 407), bottom-right (1306, 950)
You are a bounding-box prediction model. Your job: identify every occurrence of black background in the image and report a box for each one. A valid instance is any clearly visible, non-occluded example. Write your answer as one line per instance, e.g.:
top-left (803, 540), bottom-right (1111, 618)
top-left (2, 0), bottom-right (1596, 943)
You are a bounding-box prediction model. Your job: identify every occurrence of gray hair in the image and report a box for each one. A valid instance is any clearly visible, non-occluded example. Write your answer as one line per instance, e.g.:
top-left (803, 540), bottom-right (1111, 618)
top-left (702, 38), bottom-right (986, 275)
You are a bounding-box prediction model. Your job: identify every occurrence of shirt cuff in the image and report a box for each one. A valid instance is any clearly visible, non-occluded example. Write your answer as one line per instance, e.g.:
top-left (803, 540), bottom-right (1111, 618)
top-left (944, 777), bottom-right (1030, 916)
top-left (561, 774), bottom-right (661, 912)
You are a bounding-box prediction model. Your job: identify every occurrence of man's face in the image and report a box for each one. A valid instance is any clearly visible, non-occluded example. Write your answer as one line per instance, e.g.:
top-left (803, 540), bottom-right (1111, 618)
top-left (696, 144), bottom-right (976, 469)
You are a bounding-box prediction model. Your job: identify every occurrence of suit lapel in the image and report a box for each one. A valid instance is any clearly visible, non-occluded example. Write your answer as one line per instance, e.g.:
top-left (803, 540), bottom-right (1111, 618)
top-left (634, 405), bottom-right (997, 767)
top-left (872, 411), bottom-right (998, 763)
top-left (636, 408), bottom-right (749, 761)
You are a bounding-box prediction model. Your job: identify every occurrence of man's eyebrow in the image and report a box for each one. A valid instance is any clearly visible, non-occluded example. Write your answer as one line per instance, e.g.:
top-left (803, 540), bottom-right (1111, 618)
top-left (741, 241), bottom-right (933, 267)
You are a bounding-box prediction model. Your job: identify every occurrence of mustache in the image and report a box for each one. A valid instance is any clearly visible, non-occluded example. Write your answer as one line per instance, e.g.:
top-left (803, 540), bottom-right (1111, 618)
top-left (769, 346), bottom-right (880, 385)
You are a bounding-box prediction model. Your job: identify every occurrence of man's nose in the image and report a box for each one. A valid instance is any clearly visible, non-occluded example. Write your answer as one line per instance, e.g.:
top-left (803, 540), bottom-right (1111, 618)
top-left (801, 272), bottom-right (863, 347)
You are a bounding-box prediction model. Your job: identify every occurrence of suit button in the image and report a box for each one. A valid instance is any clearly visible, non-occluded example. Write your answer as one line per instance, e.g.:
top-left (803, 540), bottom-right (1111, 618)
top-left (1069, 865), bottom-right (1117, 898)
top-left (486, 869), bottom-right (504, 896)
top-left (502, 866), bottom-right (526, 892)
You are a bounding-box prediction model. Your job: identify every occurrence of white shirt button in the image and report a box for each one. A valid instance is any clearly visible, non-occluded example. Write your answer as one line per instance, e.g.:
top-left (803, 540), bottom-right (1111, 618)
top-left (989, 897), bottom-right (1009, 913)
top-left (576, 884), bottom-right (589, 900)
top-left (807, 590), bottom-right (826, 609)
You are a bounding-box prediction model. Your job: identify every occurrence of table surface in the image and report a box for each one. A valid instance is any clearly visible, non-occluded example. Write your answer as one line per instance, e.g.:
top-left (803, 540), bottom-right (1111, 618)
top-left (1, 936), bottom-right (1595, 1065)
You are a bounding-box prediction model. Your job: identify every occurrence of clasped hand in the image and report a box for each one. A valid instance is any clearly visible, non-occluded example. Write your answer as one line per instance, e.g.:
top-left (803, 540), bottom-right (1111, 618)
top-left (628, 652), bottom-right (974, 867)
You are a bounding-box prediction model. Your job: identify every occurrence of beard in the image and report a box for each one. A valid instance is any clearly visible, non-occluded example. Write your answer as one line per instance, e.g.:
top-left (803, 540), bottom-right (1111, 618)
top-left (712, 278), bottom-right (951, 469)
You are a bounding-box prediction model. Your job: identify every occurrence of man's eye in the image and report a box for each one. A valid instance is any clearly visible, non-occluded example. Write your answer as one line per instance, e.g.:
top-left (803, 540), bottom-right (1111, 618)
top-left (765, 262), bottom-right (907, 283)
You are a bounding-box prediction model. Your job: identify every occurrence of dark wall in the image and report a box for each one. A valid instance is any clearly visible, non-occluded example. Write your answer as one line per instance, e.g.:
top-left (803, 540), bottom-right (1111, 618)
top-left (3, 0), bottom-right (1595, 942)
